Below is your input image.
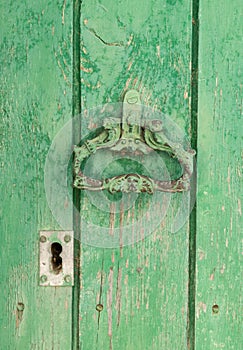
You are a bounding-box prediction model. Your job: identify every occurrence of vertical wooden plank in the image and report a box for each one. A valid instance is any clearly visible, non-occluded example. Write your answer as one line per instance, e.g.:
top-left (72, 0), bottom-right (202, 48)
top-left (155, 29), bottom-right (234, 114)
top-left (79, 1), bottom-right (193, 349)
top-left (72, 0), bottom-right (82, 349)
top-left (0, 1), bottom-right (73, 348)
top-left (196, 1), bottom-right (242, 348)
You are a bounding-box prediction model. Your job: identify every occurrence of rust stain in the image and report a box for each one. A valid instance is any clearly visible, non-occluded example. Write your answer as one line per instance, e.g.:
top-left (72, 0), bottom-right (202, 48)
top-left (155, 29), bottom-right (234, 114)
top-left (81, 44), bottom-right (88, 55)
top-left (80, 65), bottom-right (93, 73)
top-left (115, 267), bottom-right (122, 327)
top-left (124, 275), bottom-right (129, 324)
top-left (127, 61), bottom-right (133, 71)
top-left (132, 77), bottom-right (138, 87)
top-left (88, 120), bottom-right (98, 129)
top-left (109, 203), bottom-right (115, 236)
top-left (131, 203), bottom-right (135, 246)
top-left (54, 51), bottom-right (71, 87)
top-left (81, 77), bottom-right (100, 89)
top-left (138, 199), bottom-right (145, 242)
top-left (210, 273), bottom-right (214, 281)
top-left (210, 267), bottom-right (216, 280)
top-left (96, 271), bottom-right (101, 280)
top-left (107, 267), bottom-right (114, 341)
top-left (119, 201), bottom-right (124, 256)
top-left (124, 77), bottom-right (132, 92)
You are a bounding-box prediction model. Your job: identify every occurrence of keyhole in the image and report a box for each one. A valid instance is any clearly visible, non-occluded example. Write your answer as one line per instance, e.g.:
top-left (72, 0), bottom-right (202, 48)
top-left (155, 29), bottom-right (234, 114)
top-left (51, 242), bottom-right (62, 274)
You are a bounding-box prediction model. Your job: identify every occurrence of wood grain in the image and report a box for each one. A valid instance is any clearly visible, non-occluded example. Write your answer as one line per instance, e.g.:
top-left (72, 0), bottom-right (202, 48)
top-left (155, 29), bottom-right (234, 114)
top-left (79, 1), bottom-right (193, 349)
top-left (0, 1), bottom-right (73, 348)
top-left (195, 1), bottom-right (243, 348)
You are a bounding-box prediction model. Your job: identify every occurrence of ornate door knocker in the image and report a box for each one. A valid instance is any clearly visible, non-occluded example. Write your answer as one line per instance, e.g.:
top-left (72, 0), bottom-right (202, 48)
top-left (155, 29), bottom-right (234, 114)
top-left (73, 90), bottom-right (196, 194)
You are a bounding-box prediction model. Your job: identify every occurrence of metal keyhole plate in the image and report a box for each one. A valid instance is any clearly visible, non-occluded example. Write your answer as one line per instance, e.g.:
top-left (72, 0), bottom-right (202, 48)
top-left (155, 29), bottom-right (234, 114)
top-left (39, 231), bottom-right (74, 286)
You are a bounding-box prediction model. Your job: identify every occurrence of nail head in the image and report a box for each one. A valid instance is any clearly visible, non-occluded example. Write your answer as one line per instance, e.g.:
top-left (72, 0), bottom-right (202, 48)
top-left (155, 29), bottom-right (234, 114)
top-left (40, 235), bottom-right (47, 243)
top-left (96, 304), bottom-right (103, 312)
top-left (64, 235), bottom-right (71, 243)
top-left (212, 304), bottom-right (219, 314)
top-left (40, 275), bottom-right (48, 283)
top-left (64, 275), bottom-right (72, 283)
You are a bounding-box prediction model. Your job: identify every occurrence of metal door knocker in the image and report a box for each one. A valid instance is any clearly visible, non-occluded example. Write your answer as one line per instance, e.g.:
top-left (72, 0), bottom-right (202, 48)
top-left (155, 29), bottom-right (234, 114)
top-left (73, 90), bottom-right (195, 194)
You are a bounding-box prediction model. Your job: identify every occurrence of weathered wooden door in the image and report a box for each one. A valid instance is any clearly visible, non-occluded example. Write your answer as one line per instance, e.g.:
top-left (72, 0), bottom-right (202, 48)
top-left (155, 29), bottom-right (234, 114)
top-left (1, 1), bottom-right (242, 349)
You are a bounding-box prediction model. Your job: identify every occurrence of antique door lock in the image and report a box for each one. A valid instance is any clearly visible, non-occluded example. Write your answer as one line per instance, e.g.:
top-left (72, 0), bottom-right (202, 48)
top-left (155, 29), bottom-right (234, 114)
top-left (73, 90), bottom-right (195, 193)
top-left (39, 231), bottom-right (74, 286)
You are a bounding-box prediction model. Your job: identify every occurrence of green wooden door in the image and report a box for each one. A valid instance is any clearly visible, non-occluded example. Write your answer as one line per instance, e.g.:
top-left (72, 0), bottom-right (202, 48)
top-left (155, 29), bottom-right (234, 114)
top-left (0, 1), bottom-right (242, 349)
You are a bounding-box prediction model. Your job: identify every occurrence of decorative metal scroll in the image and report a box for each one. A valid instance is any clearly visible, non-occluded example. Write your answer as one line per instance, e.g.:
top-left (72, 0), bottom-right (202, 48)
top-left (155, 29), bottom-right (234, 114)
top-left (73, 90), bottom-right (196, 194)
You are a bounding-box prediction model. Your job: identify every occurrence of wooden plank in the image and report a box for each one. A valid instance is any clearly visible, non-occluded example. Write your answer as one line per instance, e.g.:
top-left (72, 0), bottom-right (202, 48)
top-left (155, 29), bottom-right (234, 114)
top-left (196, 1), bottom-right (243, 348)
top-left (79, 1), bottom-right (193, 349)
top-left (0, 1), bottom-right (73, 348)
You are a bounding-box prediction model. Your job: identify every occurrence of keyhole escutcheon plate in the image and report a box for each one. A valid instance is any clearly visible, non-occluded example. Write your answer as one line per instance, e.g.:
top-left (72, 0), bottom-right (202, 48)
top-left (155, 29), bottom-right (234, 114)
top-left (39, 231), bottom-right (74, 286)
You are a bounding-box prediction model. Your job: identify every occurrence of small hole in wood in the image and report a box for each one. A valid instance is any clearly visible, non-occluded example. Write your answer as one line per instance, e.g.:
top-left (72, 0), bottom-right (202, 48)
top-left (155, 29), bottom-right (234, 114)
top-left (212, 304), bottom-right (219, 314)
top-left (17, 302), bottom-right (25, 311)
top-left (51, 242), bottom-right (63, 274)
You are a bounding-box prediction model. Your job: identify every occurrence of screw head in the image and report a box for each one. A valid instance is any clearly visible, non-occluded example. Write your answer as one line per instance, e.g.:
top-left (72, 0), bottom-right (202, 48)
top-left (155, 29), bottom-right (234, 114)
top-left (64, 235), bottom-right (71, 243)
top-left (64, 275), bottom-right (72, 283)
top-left (40, 235), bottom-right (47, 243)
top-left (125, 90), bottom-right (139, 104)
top-left (127, 96), bottom-right (138, 104)
top-left (96, 304), bottom-right (103, 312)
top-left (40, 275), bottom-right (48, 283)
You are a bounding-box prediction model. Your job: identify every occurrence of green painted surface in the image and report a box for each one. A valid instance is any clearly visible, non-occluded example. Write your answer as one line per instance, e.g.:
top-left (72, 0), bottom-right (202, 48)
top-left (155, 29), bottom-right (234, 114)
top-left (1, 0), bottom-right (242, 349)
top-left (78, 1), bottom-right (193, 349)
top-left (0, 1), bottom-right (73, 349)
top-left (195, 1), bottom-right (242, 349)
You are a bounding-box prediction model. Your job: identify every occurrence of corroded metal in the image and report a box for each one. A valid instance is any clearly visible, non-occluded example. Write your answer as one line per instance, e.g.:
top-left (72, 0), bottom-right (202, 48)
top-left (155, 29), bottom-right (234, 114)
top-left (73, 90), bottom-right (195, 193)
